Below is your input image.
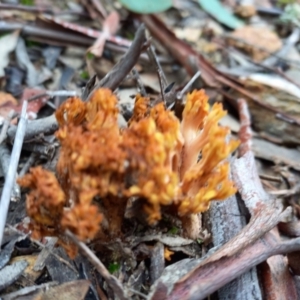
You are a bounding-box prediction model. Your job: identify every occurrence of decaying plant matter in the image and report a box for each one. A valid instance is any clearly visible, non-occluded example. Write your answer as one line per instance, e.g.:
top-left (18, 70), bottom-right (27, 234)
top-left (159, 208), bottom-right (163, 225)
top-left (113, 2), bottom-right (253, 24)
top-left (18, 88), bottom-right (239, 256)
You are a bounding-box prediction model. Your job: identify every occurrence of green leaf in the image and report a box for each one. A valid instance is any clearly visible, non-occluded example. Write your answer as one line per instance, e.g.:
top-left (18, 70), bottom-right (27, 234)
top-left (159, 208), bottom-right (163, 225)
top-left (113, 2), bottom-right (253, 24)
top-left (20, 0), bottom-right (34, 6)
top-left (118, 0), bottom-right (172, 14)
top-left (108, 262), bottom-right (120, 274)
top-left (80, 70), bottom-right (90, 80)
top-left (198, 0), bottom-right (244, 29)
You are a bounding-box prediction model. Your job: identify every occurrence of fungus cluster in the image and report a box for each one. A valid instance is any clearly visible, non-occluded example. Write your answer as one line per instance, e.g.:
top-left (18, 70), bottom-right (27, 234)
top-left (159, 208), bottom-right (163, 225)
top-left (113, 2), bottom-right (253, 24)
top-left (18, 88), bottom-right (239, 256)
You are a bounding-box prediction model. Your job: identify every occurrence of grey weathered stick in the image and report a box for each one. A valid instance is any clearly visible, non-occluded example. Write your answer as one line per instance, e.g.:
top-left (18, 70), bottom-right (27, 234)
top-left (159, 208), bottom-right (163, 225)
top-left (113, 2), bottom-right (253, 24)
top-left (66, 230), bottom-right (128, 300)
top-left (207, 195), bottom-right (262, 299)
top-left (0, 101), bottom-right (28, 247)
top-left (7, 114), bottom-right (57, 141)
top-left (147, 45), bottom-right (167, 87)
top-left (147, 45), bottom-right (168, 103)
top-left (132, 68), bottom-right (147, 96)
top-left (0, 144), bottom-right (21, 201)
top-left (176, 71), bottom-right (201, 100)
top-left (204, 99), bottom-right (261, 299)
top-left (7, 91), bottom-right (77, 141)
top-left (19, 152), bottom-right (38, 177)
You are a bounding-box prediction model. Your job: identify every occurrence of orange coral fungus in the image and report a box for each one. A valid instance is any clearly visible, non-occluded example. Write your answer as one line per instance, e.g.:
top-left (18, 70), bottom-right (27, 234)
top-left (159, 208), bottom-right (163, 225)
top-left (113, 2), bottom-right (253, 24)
top-left (128, 94), bottom-right (150, 126)
top-left (56, 97), bottom-right (86, 127)
top-left (164, 247), bottom-right (174, 261)
top-left (19, 87), bottom-right (239, 249)
top-left (61, 203), bottom-right (102, 241)
top-left (123, 117), bottom-right (180, 224)
top-left (178, 94), bottom-right (240, 215)
top-left (17, 167), bottom-right (65, 239)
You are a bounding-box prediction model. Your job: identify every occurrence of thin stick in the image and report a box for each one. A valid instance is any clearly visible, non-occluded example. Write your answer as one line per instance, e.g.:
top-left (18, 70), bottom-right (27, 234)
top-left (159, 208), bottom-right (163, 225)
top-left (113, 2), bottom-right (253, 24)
top-left (0, 101), bottom-right (28, 247)
top-left (147, 45), bottom-right (167, 86)
top-left (259, 174), bottom-right (282, 183)
top-left (128, 288), bottom-right (147, 299)
top-left (269, 183), bottom-right (300, 196)
top-left (65, 231), bottom-right (128, 300)
top-left (7, 114), bottom-right (58, 141)
top-left (237, 99), bottom-right (252, 156)
top-left (0, 144), bottom-right (21, 201)
top-left (132, 68), bottom-right (147, 96)
top-left (147, 45), bottom-right (168, 103)
top-left (19, 152), bottom-right (38, 177)
top-left (26, 90), bottom-right (77, 103)
top-left (176, 71), bottom-right (201, 100)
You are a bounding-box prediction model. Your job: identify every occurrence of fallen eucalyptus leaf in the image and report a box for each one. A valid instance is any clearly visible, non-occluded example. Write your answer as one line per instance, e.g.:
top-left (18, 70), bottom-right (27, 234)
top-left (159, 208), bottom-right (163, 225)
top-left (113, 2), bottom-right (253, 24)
top-left (118, 0), bottom-right (172, 13)
top-left (198, 0), bottom-right (244, 29)
top-left (252, 138), bottom-right (300, 171)
top-left (1, 282), bottom-right (58, 300)
top-left (32, 280), bottom-right (90, 300)
top-left (132, 235), bottom-right (194, 248)
top-left (247, 74), bottom-right (300, 99)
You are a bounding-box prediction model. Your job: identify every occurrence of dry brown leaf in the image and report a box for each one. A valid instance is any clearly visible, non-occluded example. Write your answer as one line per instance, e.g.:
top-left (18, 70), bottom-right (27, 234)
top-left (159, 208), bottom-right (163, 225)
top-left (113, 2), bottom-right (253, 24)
top-left (33, 280), bottom-right (90, 300)
top-left (234, 5), bottom-right (257, 18)
top-left (229, 26), bottom-right (282, 61)
top-left (9, 255), bottom-right (42, 285)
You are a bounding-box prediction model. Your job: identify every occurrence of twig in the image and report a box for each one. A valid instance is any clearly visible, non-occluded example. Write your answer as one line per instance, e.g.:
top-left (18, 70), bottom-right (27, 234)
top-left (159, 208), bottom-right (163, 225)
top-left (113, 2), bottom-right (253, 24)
top-left (176, 71), bottom-right (201, 100)
top-left (147, 45), bottom-right (168, 103)
top-left (0, 101), bottom-right (28, 247)
top-left (132, 68), bottom-right (147, 96)
top-left (269, 183), bottom-right (300, 197)
top-left (0, 144), bottom-right (21, 201)
top-left (0, 3), bottom-right (54, 13)
top-left (26, 90), bottom-right (77, 103)
top-left (7, 114), bottom-right (58, 142)
top-left (21, 142), bottom-right (56, 158)
top-left (259, 174), bottom-right (283, 183)
top-left (0, 3), bottom-right (88, 16)
top-left (147, 45), bottom-right (168, 86)
top-left (19, 152), bottom-right (38, 177)
top-left (128, 288), bottom-right (147, 299)
top-left (82, 75), bottom-right (97, 101)
top-left (89, 24), bottom-right (148, 98)
top-left (160, 230), bottom-right (300, 300)
top-left (65, 230), bottom-right (128, 300)
top-left (237, 99), bottom-right (252, 156)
